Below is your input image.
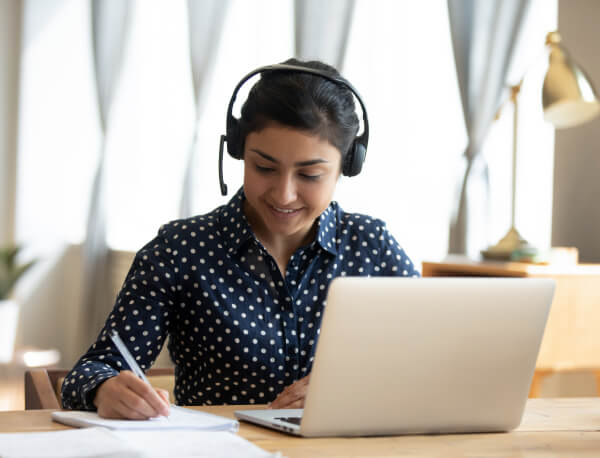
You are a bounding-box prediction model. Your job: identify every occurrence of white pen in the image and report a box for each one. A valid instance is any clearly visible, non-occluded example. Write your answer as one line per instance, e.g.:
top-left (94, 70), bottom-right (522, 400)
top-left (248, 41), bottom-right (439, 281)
top-left (110, 330), bottom-right (170, 419)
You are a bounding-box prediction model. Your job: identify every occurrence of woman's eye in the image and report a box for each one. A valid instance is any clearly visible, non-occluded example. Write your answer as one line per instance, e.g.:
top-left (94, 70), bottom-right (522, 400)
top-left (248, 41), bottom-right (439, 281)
top-left (255, 165), bottom-right (274, 173)
top-left (300, 173), bottom-right (321, 181)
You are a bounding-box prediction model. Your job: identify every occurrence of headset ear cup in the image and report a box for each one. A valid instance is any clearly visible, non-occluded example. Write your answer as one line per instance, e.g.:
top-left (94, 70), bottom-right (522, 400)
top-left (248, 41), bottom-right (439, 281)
top-left (343, 141), bottom-right (366, 177)
top-left (226, 118), bottom-right (244, 159)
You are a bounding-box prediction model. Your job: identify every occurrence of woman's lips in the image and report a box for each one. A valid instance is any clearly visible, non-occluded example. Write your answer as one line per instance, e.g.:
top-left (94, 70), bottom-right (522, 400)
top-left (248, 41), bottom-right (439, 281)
top-left (268, 204), bottom-right (302, 219)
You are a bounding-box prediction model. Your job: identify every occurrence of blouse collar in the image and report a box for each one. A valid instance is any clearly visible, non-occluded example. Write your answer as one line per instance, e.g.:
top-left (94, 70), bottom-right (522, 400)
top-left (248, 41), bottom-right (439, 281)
top-left (220, 187), bottom-right (338, 256)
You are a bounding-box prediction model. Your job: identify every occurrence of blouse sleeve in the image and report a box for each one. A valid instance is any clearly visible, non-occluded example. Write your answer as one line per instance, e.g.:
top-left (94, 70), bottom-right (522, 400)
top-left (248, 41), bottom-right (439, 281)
top-left (61, 224), bottom-right (178, 410)
top-left (376, 221), bottom-right (420, 277)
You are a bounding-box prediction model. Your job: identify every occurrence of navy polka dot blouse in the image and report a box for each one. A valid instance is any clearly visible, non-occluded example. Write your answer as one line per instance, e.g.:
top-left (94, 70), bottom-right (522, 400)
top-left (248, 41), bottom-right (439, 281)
top-left (62, 187), bottom-right (419, 409)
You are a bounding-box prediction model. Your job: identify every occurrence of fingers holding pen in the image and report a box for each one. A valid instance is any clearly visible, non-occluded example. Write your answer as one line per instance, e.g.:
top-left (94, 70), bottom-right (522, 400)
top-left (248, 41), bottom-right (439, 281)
top-left (156, 388), bottom-right (170, 405)
top-left (123, 372), bottom-right (170, 418)
top-left (94, 371), bottom-right (169, 419)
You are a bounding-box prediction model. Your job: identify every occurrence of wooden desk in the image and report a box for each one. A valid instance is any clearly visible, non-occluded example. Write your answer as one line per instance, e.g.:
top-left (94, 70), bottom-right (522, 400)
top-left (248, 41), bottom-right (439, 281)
top-left (1, 400), bottom-right (600, 457)
top-left (422, 258), bottom-right (600, 396)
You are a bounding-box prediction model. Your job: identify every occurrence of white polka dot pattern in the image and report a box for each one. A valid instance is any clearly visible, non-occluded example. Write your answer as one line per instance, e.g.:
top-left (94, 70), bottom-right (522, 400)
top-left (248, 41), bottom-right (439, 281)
top-left (62, 187), bottom-right (419, 410)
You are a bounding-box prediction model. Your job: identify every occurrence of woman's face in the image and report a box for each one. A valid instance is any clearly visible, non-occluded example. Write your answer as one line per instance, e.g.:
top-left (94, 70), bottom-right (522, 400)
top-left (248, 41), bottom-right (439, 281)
top-left (243, 124), bottom-right (342, 246)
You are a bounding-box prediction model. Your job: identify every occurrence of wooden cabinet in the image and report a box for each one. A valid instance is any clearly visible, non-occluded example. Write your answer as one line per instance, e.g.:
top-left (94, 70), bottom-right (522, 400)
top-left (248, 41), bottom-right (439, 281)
top-left (422, 257), bottom-right (600, 396)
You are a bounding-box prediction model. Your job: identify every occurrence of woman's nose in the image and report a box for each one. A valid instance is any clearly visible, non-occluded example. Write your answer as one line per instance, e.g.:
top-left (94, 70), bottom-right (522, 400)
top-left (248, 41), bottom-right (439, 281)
top-left (272, 174), bottom-right (297, 205)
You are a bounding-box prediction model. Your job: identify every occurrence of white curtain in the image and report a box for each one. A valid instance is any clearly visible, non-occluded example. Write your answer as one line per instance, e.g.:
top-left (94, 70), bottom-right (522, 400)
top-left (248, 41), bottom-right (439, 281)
top-left (82, 0), bottom-right (131, 340)
top-left (447, 0), bottom-right (531, 256)
top-left (0, 0), bottom-right (22, 246)
top-left (294, 0), bottom-right (356, 69)
top-left (179, 0), bottom-right (230, 218)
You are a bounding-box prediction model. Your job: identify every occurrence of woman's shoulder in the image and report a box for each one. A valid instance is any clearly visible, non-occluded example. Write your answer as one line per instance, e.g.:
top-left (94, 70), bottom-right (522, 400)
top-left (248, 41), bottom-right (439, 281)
top-left (156, 204), bottom-right (228, 237)
top-left (331, 202), bottom-right (418, 276)
top-left (158, 191), bottom-right (244, 239)
top-left (328, 202), bottom-right (396, 255)
top-left (138, 206), bottom-right (226, 259)
top-left (332, 201), bottom-right (389, 233)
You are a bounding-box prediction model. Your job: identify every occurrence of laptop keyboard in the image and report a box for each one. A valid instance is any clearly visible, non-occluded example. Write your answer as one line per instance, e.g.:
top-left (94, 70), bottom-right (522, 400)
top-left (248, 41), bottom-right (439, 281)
top-left (274, 416), bottom-right (302, 425)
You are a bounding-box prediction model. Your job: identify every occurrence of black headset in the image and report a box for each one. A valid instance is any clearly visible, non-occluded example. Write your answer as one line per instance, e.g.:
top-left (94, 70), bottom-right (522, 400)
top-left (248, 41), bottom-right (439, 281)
top-left (218, 63), bottom-right (370, 196)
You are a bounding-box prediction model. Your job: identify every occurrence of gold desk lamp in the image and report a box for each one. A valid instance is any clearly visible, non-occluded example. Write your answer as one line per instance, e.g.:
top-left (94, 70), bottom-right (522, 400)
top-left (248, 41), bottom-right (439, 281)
top-left (482, 31), bottom-right (600, 261)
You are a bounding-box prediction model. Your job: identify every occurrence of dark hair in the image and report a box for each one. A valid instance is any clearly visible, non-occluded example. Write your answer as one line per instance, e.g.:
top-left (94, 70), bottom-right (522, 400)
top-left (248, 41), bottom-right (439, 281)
top-left (239, 58), bottom-right (360, 160)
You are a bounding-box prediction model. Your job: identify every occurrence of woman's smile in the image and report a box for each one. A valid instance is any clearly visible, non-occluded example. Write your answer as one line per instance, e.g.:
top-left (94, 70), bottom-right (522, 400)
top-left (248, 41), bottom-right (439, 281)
top-left (269, 203), bottom-right (303, 217)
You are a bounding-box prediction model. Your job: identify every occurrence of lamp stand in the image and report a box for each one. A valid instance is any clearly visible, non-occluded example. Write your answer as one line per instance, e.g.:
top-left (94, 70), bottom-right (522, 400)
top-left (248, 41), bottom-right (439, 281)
top-left (481, 30), bottom-right (600, 262)
top-left (482, 85), bottom-right (538, 261)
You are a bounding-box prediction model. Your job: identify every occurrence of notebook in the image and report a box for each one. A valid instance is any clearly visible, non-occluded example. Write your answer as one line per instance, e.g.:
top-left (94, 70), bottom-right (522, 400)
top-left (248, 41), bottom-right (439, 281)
top-left (52, 405), bottom-right (238, 432)
top-left (235, 277), bottom-right (555, 437)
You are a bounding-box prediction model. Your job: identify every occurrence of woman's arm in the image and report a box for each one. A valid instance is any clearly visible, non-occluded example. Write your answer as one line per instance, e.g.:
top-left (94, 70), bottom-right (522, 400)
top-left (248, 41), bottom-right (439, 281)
top-left (61, 224), bottom-right (178, 415)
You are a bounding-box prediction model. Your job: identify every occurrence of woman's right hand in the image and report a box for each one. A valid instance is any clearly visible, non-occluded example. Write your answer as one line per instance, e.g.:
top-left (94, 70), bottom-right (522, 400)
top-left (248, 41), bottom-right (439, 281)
top-left (93, 370), bottom-right (170, 419)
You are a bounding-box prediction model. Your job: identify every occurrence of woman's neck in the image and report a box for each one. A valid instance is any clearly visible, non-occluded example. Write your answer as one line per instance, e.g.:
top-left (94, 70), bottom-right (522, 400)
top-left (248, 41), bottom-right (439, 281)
top-left (243, 201), bottom-right (316, 274)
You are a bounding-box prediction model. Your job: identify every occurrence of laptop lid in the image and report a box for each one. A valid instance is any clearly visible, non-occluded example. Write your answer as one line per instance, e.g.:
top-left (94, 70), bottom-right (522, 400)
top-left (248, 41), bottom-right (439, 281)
top-left (237, 277), bottom-right (554, 437)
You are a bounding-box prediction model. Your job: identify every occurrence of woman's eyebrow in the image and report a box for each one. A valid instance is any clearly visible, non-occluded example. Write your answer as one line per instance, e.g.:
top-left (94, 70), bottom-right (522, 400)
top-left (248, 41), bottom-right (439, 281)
top-left (250, 149), bottom-right (329, 167)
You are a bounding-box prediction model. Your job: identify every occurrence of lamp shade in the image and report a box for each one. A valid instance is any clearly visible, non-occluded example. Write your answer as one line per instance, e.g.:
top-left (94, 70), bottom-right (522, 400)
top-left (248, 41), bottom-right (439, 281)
top-left (542, 31), bottom-right (600, 129)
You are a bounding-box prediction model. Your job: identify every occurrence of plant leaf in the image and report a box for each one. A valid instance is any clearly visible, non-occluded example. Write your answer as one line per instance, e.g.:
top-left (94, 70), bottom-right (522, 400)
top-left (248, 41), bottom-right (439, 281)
top-left (0, 245), bottom-right (36, 300)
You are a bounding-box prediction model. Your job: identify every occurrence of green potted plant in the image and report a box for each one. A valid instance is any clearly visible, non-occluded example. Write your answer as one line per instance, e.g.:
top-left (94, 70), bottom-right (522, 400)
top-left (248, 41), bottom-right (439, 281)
top-left (0, 245), bottom-right (36, 363)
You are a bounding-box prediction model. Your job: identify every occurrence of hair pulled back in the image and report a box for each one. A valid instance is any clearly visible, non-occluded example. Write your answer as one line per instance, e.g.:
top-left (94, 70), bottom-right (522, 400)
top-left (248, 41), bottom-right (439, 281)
top-left (239, 58), bottom-right (360, 161)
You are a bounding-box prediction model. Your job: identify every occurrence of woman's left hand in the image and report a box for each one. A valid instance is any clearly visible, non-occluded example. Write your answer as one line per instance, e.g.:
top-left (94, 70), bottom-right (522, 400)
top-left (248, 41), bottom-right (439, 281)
top-left (269, 375), bottom-right (310, 409)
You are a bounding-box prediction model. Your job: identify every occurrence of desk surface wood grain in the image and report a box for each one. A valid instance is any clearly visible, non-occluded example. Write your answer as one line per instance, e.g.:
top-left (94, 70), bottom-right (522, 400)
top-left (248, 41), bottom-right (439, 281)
top-left (1, 399), bottom-right (599, 457)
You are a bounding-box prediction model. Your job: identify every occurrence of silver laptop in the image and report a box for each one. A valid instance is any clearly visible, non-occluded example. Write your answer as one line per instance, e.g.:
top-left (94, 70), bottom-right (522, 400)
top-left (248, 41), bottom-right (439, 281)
top-left (235, 277), bottom-right (554, 437)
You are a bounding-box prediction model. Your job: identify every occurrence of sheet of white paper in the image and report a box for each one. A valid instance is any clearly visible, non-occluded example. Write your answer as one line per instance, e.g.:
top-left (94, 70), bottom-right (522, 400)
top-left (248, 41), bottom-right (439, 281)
top-left (52, 406), bottom-right (238, 431)
top-left (0, 427), bottom-right (141, 458)
top-left (113, 430), bottom-right (280, 458)
top-left (0, 427), bottom-right (279, 458)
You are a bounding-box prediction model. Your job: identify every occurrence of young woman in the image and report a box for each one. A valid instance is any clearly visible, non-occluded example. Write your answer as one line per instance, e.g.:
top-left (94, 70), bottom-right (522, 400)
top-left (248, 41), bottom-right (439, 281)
top-left (62, 59), bottom-right (419, 419)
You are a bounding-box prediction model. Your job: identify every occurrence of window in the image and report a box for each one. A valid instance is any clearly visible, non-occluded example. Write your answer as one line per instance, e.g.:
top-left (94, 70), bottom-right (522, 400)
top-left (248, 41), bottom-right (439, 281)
top-left (17, 0), bottom-right (557, 267)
